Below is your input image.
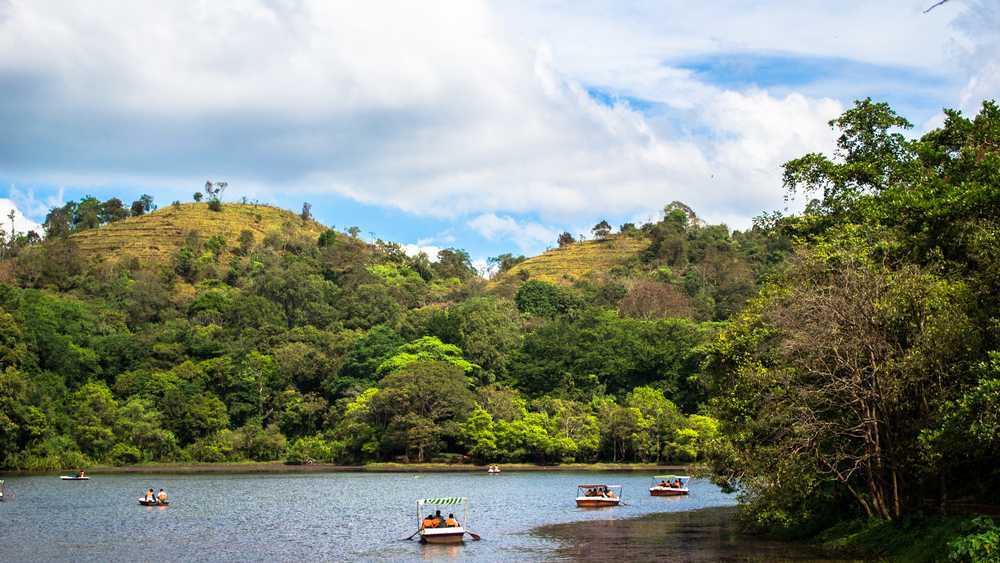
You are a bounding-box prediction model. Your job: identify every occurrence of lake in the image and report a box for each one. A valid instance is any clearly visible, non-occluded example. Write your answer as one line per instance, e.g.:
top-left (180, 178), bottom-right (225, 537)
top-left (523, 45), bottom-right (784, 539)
top-left (0, 471), bottom-right (738, 561)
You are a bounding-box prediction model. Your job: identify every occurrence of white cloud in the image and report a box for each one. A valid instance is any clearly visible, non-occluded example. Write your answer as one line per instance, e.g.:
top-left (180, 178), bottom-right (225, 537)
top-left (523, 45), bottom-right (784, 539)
top-left (401, 243), bottom-right (442, 260)
top-left (952, 0), bottom-right (1000, 112)
top-left (467, 213), bottom-right (559, 252)
top-left (0, 0), bottom-right (988, 241)
top-left (0, 198), bottom-right (43, 235)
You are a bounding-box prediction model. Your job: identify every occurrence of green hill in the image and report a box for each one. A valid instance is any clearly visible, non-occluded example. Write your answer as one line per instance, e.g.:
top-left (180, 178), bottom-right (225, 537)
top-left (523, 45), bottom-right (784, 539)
top-left (69, 202), bottom-right (329, 263)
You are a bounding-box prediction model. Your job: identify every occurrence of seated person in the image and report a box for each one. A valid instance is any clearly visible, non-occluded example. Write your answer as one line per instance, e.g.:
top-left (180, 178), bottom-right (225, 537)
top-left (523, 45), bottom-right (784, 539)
top-left (673, 479), bottom-right (683, 488)
top-left (78, 470), bottom-right (86, 478)
top-left (445, 513), bottom-right (459, 527)
top-left (421, 514), bottom-right (437, 529)
top-left (143, 488), bottom-right (155, 502)
top-left (157, 489), bottom-right (168, 504)
top-left (658, 480), bottom-right (668, 487)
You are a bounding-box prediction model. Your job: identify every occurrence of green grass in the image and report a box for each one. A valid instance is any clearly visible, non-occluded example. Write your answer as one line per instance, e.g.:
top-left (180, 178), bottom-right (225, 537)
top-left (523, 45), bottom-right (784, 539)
top-left (817, 514), bottom-right (994, 562)
top-left (70, 202), bottom-right (329, 264)
top-left (490, 235), bottom-right (648, 292)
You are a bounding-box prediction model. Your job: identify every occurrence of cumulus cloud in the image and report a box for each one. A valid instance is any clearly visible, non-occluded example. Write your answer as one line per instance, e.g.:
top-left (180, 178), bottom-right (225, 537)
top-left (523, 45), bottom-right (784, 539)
top-left (0, 198), bottom-right (43, 235)
top-left (951, 0), bottom-right (1000, 112)
top-left (0, 0), bottom-right (988, 250)
top-left (468, 213), bottom-right (559, 252)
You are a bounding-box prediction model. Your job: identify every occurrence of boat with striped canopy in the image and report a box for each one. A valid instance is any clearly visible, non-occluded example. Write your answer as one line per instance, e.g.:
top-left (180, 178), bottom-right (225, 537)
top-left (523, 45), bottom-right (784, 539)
top-left (649, 475), bottom-right (690, 496)
top-left (416, 497), bottom-right (470, 544)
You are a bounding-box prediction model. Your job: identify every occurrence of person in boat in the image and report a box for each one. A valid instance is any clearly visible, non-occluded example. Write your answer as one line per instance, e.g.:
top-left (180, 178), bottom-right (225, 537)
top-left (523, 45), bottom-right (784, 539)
top-left (658, 480), bottom-right (669, 487)
top-left (673, 479), bottom-right (683, 488)
top-left (143, 488), bottom-right (155, 502)
top-left (445, 513), bottom-right (459, 528)
top-left (78, 470), bottom-right (86, 478)
top-left (157, 488), bottom-right (168, 504)
top-left (433, 510), bottom-right (445, 527)
top-left (421, 514), bottom-right (437, 529)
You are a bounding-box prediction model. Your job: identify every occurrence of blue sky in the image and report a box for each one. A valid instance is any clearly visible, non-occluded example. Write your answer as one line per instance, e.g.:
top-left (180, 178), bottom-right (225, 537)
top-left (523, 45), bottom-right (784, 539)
top-left (0, 0), bottom-right (996, 271)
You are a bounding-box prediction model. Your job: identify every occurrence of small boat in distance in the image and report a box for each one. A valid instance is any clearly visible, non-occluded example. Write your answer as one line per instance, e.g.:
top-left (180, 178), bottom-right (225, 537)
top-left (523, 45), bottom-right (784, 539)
top-left (138, 498), bottom-right (169, 506)
top-left (649, 475), bottom-right (690, 496)
top-left (575, 484), bottom-right (622, 507)
top-left (416, 497), bottom-right (470, 544)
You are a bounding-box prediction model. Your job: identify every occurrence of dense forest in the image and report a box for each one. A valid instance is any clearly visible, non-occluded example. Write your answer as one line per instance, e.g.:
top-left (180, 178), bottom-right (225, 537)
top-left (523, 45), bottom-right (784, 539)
top-left (1, 98), bottom-right (998, 556)
top-left (0, 174), bottom-right (780, 471)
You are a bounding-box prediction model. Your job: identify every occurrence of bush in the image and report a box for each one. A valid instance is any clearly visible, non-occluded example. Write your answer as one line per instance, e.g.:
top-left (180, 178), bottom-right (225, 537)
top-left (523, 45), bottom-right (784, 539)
top-left (285, 435), bottom-right (333, 464)
top-left (949, 517), bottom-right (1000, 562)
top-left (109, 443), bottom-right (142, 466)
top-left (208, 199), bottom-right (222, 212)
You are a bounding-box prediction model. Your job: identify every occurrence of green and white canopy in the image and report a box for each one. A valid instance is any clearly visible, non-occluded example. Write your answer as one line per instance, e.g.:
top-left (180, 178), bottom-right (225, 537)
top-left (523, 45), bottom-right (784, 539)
top-left (417, 497), bottom-right (466, 506)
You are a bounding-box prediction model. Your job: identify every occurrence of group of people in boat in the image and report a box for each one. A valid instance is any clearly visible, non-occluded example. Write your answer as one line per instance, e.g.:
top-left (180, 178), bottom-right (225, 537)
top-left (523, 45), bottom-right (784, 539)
top-left (583, 486), bottom-right (617, 498)
top-left (657, 478), bottom-right (684, 489)
top-left (420, 510), bottom-right (460, 529)
top-left (141, 488), bottom-right (169, 505)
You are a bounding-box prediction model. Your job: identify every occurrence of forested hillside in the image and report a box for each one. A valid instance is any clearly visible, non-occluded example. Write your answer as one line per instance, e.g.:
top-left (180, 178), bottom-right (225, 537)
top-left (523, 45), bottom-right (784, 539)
top-left (0, 182), bottom-right (777, 470)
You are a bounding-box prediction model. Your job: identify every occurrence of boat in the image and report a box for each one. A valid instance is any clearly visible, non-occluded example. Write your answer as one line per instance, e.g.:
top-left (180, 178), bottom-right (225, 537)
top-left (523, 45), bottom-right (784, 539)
top-left (60, 476), bottom-right (90, 480)
top-left (487, 464), bottom-right (501, 474)
top-left (649, 475), bottom-right (690, 496)
top-left (0, 479), bottom-right (11, 502)
top-left (575, 484), bottom-right (623, 507)
top-left (416, 497), bottom-right (470, 544)
top-left (138, 498), bottom-right (170, 506)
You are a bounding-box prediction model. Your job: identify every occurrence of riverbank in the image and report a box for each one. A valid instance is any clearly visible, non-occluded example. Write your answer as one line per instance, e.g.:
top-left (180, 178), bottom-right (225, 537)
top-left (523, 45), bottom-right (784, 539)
top-left (534, 506), bottom-right (857, 562)
top-left (0, 461), bottom-right (694, 475)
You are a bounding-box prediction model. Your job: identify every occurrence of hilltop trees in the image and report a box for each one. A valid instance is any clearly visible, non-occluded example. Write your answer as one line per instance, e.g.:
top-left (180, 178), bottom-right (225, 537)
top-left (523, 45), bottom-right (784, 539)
top-left (592, 220), bottom-right (612, 240)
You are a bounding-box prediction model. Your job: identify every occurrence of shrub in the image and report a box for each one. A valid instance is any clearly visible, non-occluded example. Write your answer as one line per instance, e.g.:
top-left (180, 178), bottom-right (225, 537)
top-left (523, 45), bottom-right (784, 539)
top-left (109, 443), bottom-right (142, 466)
top-left (285, 435), bottom-right (333, 464)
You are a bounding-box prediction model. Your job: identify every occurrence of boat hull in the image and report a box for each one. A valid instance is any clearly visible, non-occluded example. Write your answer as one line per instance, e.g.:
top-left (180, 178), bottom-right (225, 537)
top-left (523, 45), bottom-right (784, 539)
top-left (138, 499), bottom-right (170, 506)
top-left (649, 487), bottom-right (688, 496)
top-left (575, 497), bottom-right (621, 507)
top-left (420, 527), bottom-right (465, 544)
top-left (60, 476), bottom-right (90, 480)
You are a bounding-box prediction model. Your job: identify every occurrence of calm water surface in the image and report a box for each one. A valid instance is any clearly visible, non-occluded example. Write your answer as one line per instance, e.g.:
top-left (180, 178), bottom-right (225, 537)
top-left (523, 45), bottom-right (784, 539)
top-left (0, 471), bottom-right (735, 562)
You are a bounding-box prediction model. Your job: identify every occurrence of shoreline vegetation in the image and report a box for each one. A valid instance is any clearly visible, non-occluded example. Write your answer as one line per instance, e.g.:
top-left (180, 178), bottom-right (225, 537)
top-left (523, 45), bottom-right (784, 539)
top-left (0, 461), bottom-right (694, 476)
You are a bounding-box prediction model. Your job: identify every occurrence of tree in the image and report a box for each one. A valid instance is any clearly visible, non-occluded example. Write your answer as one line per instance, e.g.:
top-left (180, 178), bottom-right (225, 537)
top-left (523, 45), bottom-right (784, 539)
top-left (193, 192), bottom-right (203, 202)
top-left (592, 220), bottom-right (612, 240)
top-left (301, 202), bottom-right (312, 221)
top-left (488, 253), bottom-right (526, 274)
top-left (377, 336), bottom-right (478, 376)
top-left (557, 232), bottom-right (575, 247)
top-left (347, 226), bottom-right (361, 239)
top-left (433, 248), bottom-right (477, 280)
top-left (369, 360), bottom-right (475, 461)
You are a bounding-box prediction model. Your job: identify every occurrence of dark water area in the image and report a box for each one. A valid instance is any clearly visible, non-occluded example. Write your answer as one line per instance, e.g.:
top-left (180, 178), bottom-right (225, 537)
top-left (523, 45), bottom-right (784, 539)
top-left (0, 471), bottom-right (848, 562)
top-left (537, 506), bottom-right (861, 562)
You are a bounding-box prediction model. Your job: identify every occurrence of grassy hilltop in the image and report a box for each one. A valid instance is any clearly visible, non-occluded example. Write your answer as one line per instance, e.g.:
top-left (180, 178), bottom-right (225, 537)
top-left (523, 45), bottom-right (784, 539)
top-left (489, 235), bottom-right (648, 293)
top-left (69, 202), bottom-right (329, 264)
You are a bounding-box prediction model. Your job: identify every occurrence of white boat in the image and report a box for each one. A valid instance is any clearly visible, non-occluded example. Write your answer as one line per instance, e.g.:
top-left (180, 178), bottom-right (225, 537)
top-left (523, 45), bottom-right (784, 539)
top-left (575, 484), bottom-right (622, 507)
top-left (60, 476), bottom-right (90, 480)
top-left (415, 497), bottom-right (478, 544)
top-left (649, 475), bottom-right (690, 497)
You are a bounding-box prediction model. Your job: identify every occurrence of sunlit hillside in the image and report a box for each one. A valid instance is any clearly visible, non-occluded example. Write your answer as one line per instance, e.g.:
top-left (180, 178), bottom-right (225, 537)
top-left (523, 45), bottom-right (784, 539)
top-left (69, 202), bottom-right (329, 263)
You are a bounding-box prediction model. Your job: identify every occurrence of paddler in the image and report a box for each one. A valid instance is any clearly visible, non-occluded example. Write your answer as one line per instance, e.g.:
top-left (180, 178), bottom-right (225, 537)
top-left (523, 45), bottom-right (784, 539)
top-left (421, 514), bottom-right (437, 529)
top-left (157, 488), bottom-right (168, 504)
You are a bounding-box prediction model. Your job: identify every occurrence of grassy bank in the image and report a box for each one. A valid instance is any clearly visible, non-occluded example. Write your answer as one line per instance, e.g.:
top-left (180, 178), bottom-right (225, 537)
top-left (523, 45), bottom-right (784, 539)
top-left (816, 514), bottom-right (1000, 562)
top-left (2, 461), bottom-right (694, 476)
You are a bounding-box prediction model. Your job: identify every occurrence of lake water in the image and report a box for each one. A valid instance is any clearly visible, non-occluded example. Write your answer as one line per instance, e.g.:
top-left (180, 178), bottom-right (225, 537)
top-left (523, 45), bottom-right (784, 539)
top-left (0, 471), bottom-right (736, 562)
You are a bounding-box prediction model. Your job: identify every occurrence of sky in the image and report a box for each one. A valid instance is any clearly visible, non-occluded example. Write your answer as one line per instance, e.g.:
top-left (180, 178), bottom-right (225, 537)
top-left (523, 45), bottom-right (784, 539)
top-left (0, 0), bottom-right (996, 270)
